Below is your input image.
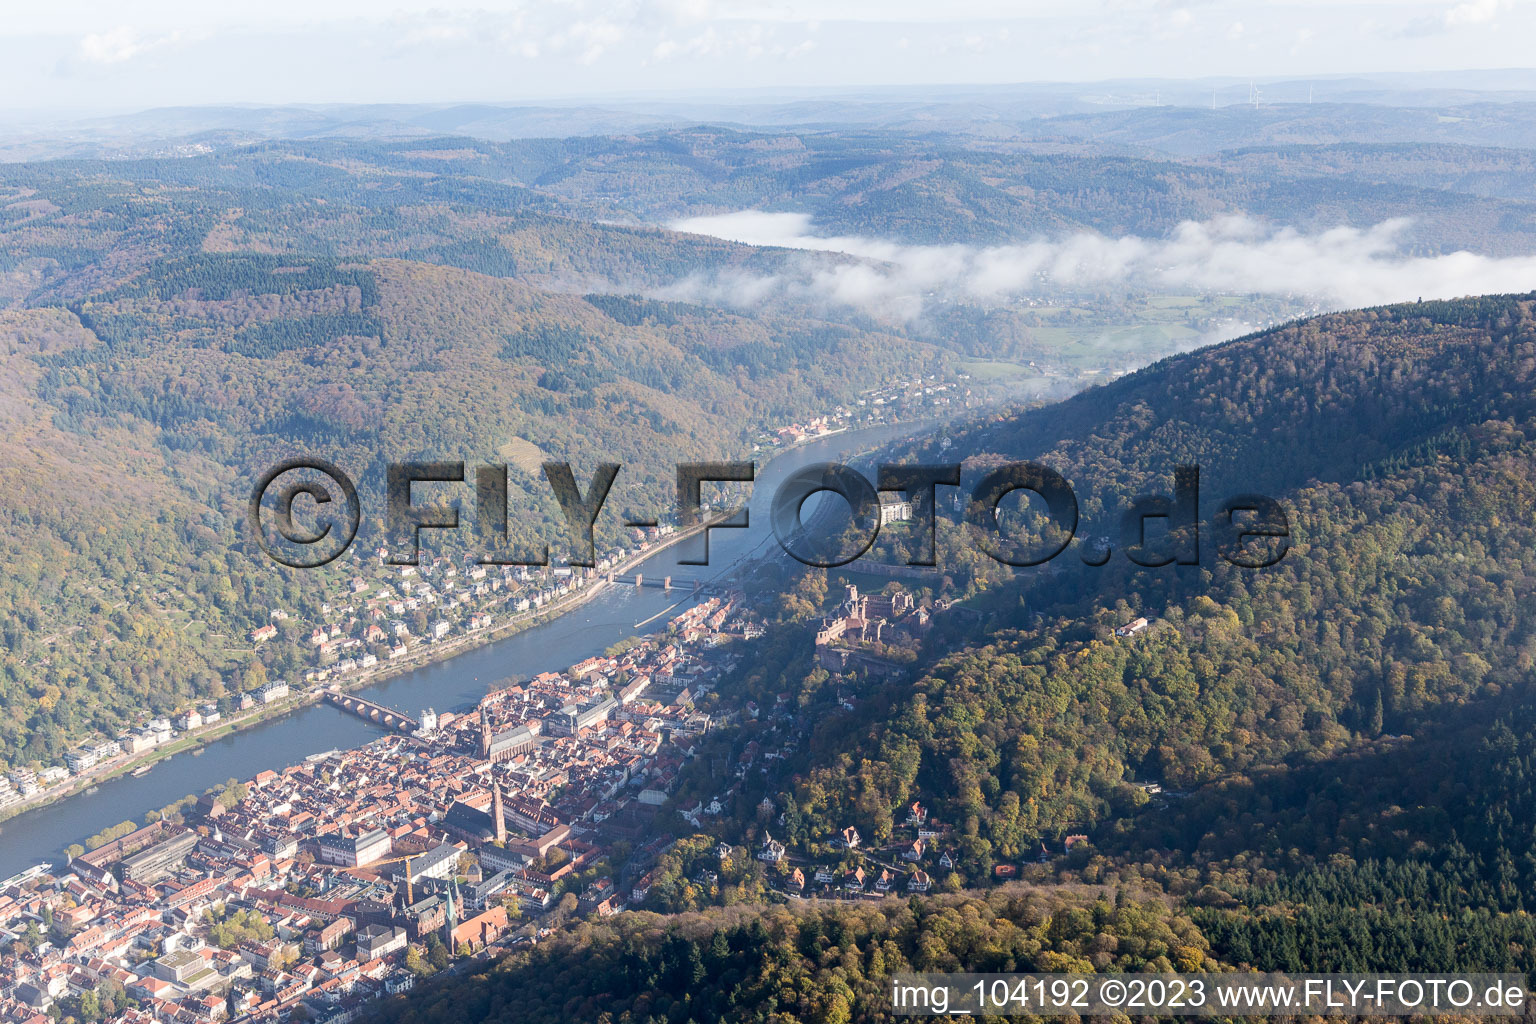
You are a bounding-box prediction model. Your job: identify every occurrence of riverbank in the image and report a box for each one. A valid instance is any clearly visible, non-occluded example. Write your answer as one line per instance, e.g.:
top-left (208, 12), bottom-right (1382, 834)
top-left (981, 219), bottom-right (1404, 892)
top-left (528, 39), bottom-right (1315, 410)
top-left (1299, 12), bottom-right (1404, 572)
top-left (0, 416), bottom-right (949, 873)
top-left (0, 508), bottom-right (734, 830)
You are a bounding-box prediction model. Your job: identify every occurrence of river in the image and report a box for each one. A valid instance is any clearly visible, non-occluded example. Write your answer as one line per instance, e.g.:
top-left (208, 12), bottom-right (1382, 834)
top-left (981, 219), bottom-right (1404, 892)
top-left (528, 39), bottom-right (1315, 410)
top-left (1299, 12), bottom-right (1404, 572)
top-left (0, 420), bottom-right (930, 877)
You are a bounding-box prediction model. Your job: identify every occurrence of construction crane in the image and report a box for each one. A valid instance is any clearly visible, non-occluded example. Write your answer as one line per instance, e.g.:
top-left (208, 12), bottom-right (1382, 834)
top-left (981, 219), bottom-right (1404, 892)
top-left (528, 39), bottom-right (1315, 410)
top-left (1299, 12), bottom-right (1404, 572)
top-left (359, 851), bottom-right (427, 906)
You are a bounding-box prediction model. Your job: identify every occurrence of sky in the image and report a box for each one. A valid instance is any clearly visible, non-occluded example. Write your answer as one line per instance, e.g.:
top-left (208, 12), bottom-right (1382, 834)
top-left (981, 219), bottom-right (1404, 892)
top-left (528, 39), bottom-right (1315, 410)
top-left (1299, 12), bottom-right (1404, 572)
top-left (0, 0), bottom-right (1533, 113)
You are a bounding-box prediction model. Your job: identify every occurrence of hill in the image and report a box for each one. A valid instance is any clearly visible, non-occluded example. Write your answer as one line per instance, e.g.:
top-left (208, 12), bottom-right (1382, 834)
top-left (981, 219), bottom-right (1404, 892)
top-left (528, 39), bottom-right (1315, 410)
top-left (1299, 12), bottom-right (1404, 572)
top-left (637, 292), bottom-right (1536, 973)
top-left (343, 129), bottom-right (1536, 253)
top-left (364, 291), bottom-right (1536, 1021)
top-left (734, 291), bottom-right (1536, 847)
top-left (0, 247), bottom-right (952, 769)
top-left (373, 889), bottom-right (1214, 1024)
top-left (11, 130), bottom-right (1534, 275)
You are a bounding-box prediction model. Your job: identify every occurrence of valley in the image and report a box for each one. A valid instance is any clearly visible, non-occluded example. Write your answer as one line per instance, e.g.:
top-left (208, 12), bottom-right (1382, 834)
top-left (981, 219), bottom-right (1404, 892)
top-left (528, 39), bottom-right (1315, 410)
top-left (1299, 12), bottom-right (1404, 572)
top-left (4, 79), bottom-right (1536, 1024)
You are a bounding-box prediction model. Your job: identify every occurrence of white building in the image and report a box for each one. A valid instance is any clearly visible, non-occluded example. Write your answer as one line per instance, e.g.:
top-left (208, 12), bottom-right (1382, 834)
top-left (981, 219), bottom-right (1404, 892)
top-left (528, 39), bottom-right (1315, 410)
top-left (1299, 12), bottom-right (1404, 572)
top-left (879, 497), bottom-right (913, 525)
top-left (256, 681), bottom-right (290, 704)
top-left (316, 828), bottom-right (391, 867)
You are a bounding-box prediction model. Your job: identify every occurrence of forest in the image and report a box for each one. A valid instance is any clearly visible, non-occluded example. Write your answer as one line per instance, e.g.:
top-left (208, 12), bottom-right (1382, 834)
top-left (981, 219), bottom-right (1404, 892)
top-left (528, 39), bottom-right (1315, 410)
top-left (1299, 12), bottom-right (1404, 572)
top-left (341, 290), bottom-right (1536, 1020)
top-left (374, 888), bottom-right (1213, 1024)
top-left (0, 156), bottom-right (965, 769)
top-left (578, 291), bottom-right (1536, 994)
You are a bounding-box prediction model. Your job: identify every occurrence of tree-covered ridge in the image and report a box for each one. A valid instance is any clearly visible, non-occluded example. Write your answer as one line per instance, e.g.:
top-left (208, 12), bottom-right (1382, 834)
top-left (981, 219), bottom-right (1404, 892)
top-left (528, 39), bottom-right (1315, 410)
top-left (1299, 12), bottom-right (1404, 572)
top-left (301, 128), bottom-right (1530, 248)
top-left (0, 249), bottom-right (951, 769)
top-left (0, 306), bottom-right (225, 765)
top-left (98, 252), bottom-right (383, 304)
top-left (683, 294), bottom-right (1536, 880)
top-left (1208, 141), bottom-right (1536, 202)
top-left (50, 254), bottom-right (943, 471)
top-left (351, 129), bottom-right (1536, 252)
top-left (779, 440), bottom-right (1536, 872)
top-left (8, 127), bottom-right (1536, 305)
top-left (1028, 100), bottom-right (1536, 157)
top-left (1088, 686), bottom-right (1536, 978)
top-left (0, 147), bottom-right (775, 309)
top-left (939, 292), bottom-right (1536, 510)
top-left (374, 889), bottom-right (1213, 1024)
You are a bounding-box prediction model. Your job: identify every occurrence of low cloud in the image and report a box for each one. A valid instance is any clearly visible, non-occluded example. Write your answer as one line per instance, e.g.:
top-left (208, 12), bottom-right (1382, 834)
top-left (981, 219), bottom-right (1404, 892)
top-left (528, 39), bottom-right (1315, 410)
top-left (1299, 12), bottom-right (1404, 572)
top-left (1400, 0), bottom-right (1511, 36)
top-left (1444, 0), bottom-right (1510, 27)
top-left (78, 27), bottom-right (182, 65)
top-left (664, 211), bottom-right (1536, 318)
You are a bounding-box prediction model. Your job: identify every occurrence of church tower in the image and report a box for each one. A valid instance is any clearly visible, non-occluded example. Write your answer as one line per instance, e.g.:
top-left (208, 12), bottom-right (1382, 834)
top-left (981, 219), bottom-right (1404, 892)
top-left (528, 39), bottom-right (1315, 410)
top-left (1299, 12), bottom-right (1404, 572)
top-left (478, 705), bottom-right (492, 758)
top-left (492, 781), bottom-right (506, 844)
top-left (444, 878), bottom-right (460, 949)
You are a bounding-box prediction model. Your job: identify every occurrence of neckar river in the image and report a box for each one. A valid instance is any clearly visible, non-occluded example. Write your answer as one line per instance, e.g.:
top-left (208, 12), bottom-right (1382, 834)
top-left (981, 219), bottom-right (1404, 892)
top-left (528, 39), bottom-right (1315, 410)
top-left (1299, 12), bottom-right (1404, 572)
top-left (0, 421), bottom-right (929, 877)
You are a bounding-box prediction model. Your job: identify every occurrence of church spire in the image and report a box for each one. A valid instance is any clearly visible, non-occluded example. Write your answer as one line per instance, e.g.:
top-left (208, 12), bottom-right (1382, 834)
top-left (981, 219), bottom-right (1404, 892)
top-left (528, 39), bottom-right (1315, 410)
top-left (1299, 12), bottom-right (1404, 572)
top-left (444, 877), bottom-right (460, 948)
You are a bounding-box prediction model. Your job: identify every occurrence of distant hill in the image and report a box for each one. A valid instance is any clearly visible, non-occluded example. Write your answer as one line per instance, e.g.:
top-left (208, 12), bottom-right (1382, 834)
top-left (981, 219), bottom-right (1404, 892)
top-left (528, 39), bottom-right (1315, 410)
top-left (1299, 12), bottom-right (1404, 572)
top-left (9, 122), bottom-right (1536, 259)
top-left (362, 127), bottom-right (1536, 251)
top-left (1022, 101), bottom-right (1536, 155)
top-left (943, 291), bottom-right (1536, 505)
top-left (1207, 141), bottom-right (1536, 202)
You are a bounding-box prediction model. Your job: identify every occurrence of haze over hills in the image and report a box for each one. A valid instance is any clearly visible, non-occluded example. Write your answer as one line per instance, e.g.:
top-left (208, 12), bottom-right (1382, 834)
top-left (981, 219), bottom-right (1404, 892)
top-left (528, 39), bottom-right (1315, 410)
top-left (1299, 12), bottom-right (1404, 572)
top-left (8, 69), bottom-right (1536, 130)
top-left (12, 72), bottom-right (1536, 161)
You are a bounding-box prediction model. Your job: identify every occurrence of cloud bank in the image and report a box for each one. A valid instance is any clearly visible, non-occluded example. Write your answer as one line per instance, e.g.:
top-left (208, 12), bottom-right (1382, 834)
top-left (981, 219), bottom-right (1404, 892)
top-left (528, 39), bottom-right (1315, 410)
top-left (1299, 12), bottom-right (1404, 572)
top-left (663, 211), bottom-right (1536, 319)
top-left (78, 26), bottom-right (185, 65)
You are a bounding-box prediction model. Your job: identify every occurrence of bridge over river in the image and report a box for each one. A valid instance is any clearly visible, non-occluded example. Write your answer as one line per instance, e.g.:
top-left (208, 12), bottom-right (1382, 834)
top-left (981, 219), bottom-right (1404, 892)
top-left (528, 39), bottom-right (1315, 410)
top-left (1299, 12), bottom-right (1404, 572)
top-left (604, 571), bottom-right (718, 593)
top-left (0, 418), bottom-right (929, 878)
top-left (324, 691), bottom-right (419, 732)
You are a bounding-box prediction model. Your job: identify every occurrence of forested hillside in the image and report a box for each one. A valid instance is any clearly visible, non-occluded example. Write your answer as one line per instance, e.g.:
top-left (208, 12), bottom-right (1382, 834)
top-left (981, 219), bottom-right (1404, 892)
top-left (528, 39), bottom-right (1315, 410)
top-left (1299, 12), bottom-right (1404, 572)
top-left (711, 293), bottom-right (1533, 845)
top-left (375, 889), bottom-right (1213, 1024)
top-left (0, 137), bottom-right (985, 770)
top-left (365, 292), bottom-right (1536, 1024)
top-left (593, 292), bottom-right (1536, 989)
top-left (352, 130), bottom-right (1536, 252)
top-left (0, 247), bottom-right (949, 767)
top-left (9, 128), bottom-right (1536, 278)
top-left (1208, 141), bottom-right (1536, 201)
top-left (0, 147), bottom-right (780, 307)
top-left (1027, 101), bottom-right (1536, 156)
